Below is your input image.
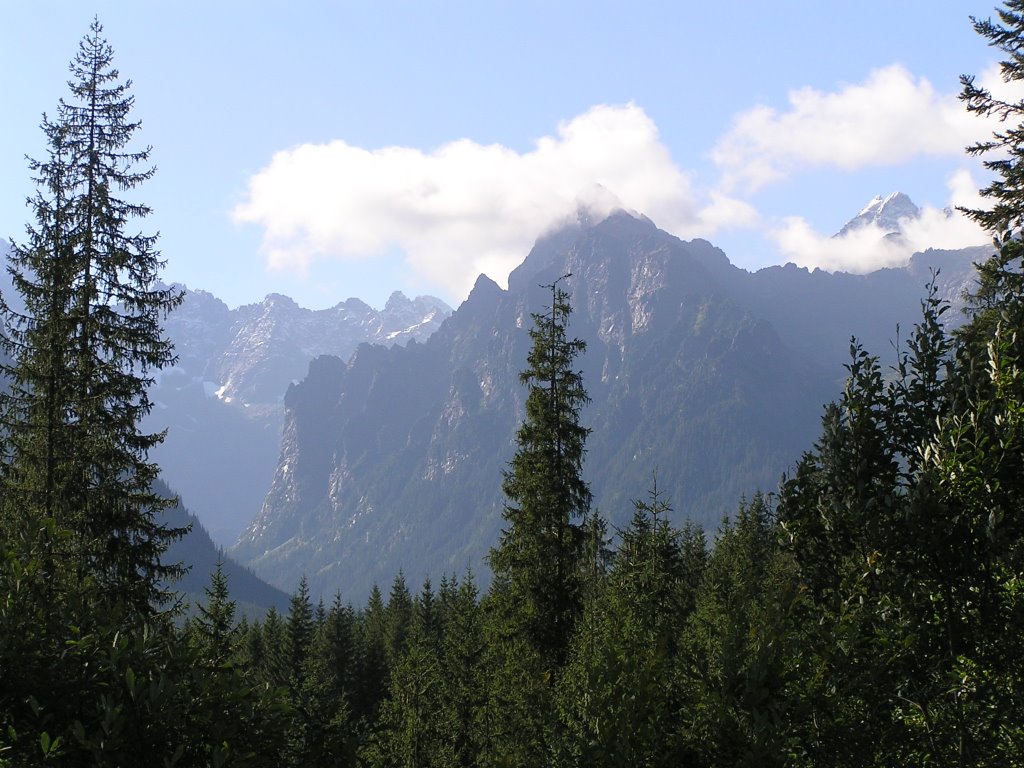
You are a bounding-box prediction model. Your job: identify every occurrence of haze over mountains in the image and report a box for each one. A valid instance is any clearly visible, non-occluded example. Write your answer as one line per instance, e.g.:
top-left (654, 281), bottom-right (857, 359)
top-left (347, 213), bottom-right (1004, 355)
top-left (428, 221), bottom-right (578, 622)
top-left (0, 196), bottom-right (992, 603)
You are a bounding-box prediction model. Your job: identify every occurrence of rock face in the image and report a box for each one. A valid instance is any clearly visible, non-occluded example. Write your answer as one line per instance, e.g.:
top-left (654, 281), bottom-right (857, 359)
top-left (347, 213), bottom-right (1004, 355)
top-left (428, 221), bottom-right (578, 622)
top-left (232, 209), bottom-right (985, 601)
top-left (146, 288), bottom-right (451, 544)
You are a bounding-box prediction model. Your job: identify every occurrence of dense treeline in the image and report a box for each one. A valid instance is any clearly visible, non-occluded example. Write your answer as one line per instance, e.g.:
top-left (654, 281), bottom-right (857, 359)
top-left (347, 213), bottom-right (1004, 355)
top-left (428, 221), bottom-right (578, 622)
top-left (5, 7), bottom-right (1024, 767)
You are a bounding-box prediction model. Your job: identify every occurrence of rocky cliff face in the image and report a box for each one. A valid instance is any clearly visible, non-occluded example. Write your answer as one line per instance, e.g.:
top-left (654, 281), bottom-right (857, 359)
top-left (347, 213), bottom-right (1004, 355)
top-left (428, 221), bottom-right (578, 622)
top-left (146, 288), bottom-right (451, 544)
top-left (232, 208), bottom-right (982, 601)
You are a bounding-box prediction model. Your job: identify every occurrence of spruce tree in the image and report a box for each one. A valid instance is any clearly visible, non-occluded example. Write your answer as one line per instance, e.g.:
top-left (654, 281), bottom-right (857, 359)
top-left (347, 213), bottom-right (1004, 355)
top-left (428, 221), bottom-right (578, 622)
top-left (385, 572), bottom-right (414, 669)
top-left (322, 592), bottom-right (357, 706)
top-left (0, 18), bottom-right (184, 616)
top-left (489, 275), bottom-right (591, 670)
top-left (192, 559), bottom-right (239, 665)
top-left (364, 581), bottom-right (449, 768)
top-left (680, 496), bottom-right (803, 767)
top-left (960, 1), bottom-right (1024, 239)
top-left (556, 484), bottom-right (703, 765)
top-left (287, 575), bottom-right (316, 690)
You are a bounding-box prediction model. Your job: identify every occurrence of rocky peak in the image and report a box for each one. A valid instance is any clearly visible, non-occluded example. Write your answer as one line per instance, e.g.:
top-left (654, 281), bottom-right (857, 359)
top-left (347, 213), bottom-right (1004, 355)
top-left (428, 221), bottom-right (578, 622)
top-left (837, 192), bottom-right (921, 237)
top-left (384, 291), bottom-right (413, 313)
top-left (465, 274), bottom-right (504, 306)
top-left (263, 292), bottom-right (299, 310)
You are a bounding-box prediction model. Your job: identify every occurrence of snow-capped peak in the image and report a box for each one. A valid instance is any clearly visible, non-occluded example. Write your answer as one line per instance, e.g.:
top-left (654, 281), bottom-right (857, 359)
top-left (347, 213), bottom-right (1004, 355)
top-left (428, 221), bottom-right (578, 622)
top-left (838, 192), bottom-right (921, 238)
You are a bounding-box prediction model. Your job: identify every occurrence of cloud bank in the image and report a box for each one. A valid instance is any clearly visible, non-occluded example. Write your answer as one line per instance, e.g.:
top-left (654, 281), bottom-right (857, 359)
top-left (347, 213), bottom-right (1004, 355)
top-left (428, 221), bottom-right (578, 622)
top-left (233, 104), bottom-right (722, 300)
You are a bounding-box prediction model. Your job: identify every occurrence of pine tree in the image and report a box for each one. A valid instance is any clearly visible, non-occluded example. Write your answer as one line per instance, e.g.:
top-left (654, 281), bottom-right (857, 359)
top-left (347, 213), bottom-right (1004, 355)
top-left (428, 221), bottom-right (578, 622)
top-left (0, 18), bottom-right (184, 617)
top-left (489, 275), bottom-right (591, 670)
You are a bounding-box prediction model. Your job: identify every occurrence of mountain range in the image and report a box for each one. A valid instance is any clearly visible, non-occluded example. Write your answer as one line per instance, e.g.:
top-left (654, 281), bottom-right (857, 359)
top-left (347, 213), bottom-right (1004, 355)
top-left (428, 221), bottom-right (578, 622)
top-left (146, 285), bottom-right (451, 544)
top-left (228, 201), bottom-right (989, 601)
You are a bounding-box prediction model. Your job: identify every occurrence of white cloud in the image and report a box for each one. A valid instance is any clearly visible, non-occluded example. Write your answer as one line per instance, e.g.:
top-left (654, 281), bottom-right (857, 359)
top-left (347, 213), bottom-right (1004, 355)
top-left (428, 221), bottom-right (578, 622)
top-left (234, 63), bottom-right (1022, 301)
top-left (233, 104), bottom-right (711, 301)
top-left (712, 64), bottom-right (1023, 193)
top-left (769, 171), bottom-right (989, 273)
top-left (696, 191), bottom-right (762, 232)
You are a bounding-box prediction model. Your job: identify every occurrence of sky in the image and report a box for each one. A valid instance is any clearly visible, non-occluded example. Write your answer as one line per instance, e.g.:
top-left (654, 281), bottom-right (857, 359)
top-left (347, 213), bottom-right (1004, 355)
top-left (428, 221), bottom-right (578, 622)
top-left (0, 1), bottom-right (1017, 311)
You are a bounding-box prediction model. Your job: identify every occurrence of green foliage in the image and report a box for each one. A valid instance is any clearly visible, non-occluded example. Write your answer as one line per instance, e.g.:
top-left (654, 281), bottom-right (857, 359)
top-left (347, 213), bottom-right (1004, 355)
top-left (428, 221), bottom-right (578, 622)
top-left (437, 575), bottom-right (487, 767)
top-left (364, 581), bottom-right (448, 767)
top-left (0, 536), bottom-right (287, 767)
top-left (478, 596), bottom-right (554, 768)
top-left (385, 573), bottom-right (414, 670)
top-left (556, 484), bottom-right (701, 766)
top-left (679, 496), bottom-right (806, 767)
top-left (286, 576), bottom-right (315, 690)
top-left (353, 585), bottom-right (390, 725)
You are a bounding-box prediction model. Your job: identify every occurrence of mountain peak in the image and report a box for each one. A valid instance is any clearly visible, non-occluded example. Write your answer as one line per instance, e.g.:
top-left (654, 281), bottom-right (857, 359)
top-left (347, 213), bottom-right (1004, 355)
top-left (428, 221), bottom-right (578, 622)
top-left (507, 206), bottom-right (658, 294)
top-left (838, 192), bottom-right (920, 237)
top-left (262, 292), bottom-right (299, 310)
top-left (384, 290), bottom-right (412, 312)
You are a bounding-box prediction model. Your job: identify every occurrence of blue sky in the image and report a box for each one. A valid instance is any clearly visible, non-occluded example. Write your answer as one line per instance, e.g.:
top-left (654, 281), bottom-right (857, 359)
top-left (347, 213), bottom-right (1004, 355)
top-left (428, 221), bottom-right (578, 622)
top-left (0, 1), bottom-right (1014, 310)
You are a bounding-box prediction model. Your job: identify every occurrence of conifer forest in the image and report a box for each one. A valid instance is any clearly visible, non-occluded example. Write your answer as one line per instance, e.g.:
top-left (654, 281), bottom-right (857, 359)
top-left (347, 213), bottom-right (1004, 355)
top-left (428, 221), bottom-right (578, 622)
top-left (6, 7), bottom-right (1024, 767)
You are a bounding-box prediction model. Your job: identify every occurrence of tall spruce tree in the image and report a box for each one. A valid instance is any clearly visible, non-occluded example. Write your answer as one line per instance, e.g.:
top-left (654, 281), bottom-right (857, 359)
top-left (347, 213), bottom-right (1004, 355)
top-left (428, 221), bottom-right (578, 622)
top-left (489, 275), bottom-right (591, 670)
top-left (0, 19), bottom-right (184, 616)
